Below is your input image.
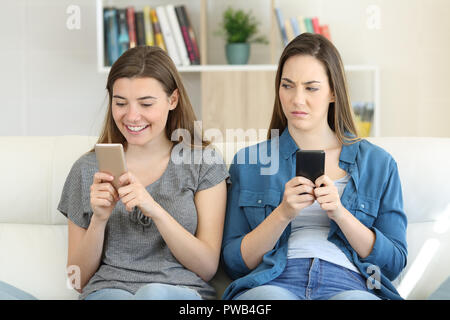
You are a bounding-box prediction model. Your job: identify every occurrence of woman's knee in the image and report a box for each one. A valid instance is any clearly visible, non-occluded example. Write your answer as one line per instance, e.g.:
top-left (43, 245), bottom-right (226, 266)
top-left (328, 290), bottom-right (381, 300)
top-left (134, 283), bottom-right (201, 300)
top-left (235, 285), bottom-right (299, 300)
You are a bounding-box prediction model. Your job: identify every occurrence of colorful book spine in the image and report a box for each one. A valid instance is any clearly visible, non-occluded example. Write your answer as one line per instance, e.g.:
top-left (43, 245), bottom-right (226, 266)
top-left (103, 8), bottom-right (120, 66)
top-left (284, 19), bottom-right (294, 42)
top-left (320, 24), bottom-right (332, 41)
top-left (117, 9), bottom-right (129, 56)
top-left (150, 8), bottom-right (166, 51)
top-left (175, 5), bottom-right (195, 64)
top-left (156, 5), bottom-right (181, 66)
top-left (166, 4), bottom-right (190, 66)
top-left (290, 17), bottom-right (300, 37)
top-left (311, 17), bottom-right (321, 33)
top-left (180, 5), bottom-right (200, 65)
top-left (274, 8), bottom-right (288, 46)
top-left (135, 11), bottom-right (145, 46)
top-left (304, 17), bottom-right (314, 33)
top-left (143, 6), bottom-right (154, 46)
top-left (297, 16), bottom-right (307, 34)
top-left (126, 7), bottom-right (137, 48)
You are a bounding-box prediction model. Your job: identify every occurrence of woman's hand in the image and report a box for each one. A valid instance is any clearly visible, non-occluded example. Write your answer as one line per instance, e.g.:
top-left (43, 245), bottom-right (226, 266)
top-left (314, 175), bottom-right (344, 221)
top-left (90, 172), bottom-right (120, 222)
top-left (117, 172), bottom-right (160, 218)
top-left (279, 176), bottom-right (316, 221)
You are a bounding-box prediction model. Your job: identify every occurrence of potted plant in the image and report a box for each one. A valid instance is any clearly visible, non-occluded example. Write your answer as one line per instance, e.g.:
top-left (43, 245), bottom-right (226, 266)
top-left (216, 7), bottom-right (268, 65)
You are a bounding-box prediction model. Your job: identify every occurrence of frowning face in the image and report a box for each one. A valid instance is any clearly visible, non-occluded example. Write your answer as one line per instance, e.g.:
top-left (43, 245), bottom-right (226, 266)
top-left (279, 54), bottom-right (335, 133)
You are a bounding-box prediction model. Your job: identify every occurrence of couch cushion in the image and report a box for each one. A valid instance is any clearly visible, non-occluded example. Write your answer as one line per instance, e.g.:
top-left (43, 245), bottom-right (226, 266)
top-left (367, 137), bottom-right (450, 224)
top-left (0, 136), bottom-right (97, 225)
top-left (0, 223), bottom-right (78, 300)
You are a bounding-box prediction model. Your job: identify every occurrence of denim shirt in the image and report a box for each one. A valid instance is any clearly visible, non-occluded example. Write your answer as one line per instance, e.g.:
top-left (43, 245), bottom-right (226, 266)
top-left (221, 128), bottom-right (408, 300)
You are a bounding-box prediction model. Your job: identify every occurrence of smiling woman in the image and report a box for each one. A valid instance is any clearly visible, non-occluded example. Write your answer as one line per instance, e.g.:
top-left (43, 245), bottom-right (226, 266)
top-left (57, 46), bottom-right (229, 300)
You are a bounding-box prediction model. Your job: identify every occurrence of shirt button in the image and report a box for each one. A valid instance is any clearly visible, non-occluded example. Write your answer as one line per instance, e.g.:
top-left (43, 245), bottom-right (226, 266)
top-left (361, 204), bottom-right (365, 209)
top-left (257, 199), bottom-right (262, 204)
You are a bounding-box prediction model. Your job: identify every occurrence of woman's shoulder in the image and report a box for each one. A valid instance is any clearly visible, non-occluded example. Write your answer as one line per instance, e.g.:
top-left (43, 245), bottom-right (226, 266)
top-left (232, 139), bottom-right (275, 166)
top-left (66, 151), bottom-right (97, 180)
top-left (72, 151), bottom-right (97, 170)
top-left (356, 139), bottom-right (397, 173)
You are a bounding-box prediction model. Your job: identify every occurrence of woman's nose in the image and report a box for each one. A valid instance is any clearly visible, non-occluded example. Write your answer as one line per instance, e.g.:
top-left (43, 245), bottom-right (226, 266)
top-left (293, 88), bottom-right (306, 106)
top-left (125, 104), bottom-right (141, 122)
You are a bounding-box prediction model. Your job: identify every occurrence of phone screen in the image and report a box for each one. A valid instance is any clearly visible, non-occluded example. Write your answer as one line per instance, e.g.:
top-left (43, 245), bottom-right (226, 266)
top-left (295, 150), bottom-right (325, 183)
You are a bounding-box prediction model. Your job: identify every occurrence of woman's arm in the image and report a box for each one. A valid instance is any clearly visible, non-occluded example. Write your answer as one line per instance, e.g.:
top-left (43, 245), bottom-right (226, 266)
top-left (152, 181), bottom-right (227, 281)
top-left (67, 217), bottom-right (107, 293)
top-left (314, 175), bottom-right (376, 258)
top-left (240, 176), bottom-right (316, 269)
top-left (314, 159), bottom-right (407, 277)
top-left (67, 172), bottom-right (119, 292)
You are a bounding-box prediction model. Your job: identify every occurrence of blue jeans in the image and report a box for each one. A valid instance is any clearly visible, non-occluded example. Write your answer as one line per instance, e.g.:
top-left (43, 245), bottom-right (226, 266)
top-left (85, 283), bottom-right (203, 300)
top-left (235, 258), bottom-right (381, 300)
top-left (0, 281), bottom-right (38, 300)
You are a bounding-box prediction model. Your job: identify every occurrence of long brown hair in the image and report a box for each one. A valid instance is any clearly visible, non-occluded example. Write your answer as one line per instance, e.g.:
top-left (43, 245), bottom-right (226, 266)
top-left (268, 33), bottom-right (359, 145)
top-left (91, 45), bottom-right (208, 152)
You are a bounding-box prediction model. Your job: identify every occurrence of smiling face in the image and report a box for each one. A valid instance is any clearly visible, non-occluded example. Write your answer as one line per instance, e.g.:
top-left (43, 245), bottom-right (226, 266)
top-left (279, 54), bottom-right (335, 133)
top-left (111, 77), bottom-right (178, 148)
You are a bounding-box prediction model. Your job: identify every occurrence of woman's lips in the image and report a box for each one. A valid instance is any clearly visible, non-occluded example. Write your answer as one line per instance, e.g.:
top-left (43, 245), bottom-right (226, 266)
top-left (291, 111), bottom-right (308, 118)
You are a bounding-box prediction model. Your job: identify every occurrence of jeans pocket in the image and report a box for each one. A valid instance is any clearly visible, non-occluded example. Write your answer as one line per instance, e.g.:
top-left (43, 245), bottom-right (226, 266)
top-left (340, 267), bottom-right (368, 290)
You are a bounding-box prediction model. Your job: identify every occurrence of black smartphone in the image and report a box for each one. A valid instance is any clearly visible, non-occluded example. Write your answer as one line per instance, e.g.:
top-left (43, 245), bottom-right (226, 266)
top-left (295, 150), bottom-right (325, 184)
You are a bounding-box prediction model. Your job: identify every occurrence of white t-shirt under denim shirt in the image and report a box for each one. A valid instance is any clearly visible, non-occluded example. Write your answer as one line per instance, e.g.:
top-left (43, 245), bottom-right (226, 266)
top-left (287, 174), bottom-right (360, 274)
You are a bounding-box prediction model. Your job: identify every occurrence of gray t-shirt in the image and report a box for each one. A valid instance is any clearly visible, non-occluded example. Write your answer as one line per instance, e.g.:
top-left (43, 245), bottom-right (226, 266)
top-left (58, 144), bottom-right (229, 300)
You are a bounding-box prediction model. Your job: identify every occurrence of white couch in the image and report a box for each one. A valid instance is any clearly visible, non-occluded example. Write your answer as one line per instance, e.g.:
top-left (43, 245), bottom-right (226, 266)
top-left (1, 136), bottom-right (449, 300)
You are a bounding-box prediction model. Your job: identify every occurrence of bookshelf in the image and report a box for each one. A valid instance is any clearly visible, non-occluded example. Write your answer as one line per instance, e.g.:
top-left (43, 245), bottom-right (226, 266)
top-left (95, 0), bottom-right (380, 137)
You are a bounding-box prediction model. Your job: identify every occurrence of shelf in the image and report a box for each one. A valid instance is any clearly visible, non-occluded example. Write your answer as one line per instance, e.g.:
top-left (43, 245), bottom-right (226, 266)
top-left (98, 64), bottom-right (378, 73)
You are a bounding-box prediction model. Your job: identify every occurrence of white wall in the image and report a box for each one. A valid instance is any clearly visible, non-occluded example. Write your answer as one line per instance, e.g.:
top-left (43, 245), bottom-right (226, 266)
top-left (1, 0), bottom-right (449, 137)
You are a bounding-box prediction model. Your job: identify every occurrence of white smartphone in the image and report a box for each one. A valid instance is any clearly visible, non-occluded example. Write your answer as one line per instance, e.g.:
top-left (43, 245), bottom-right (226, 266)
top-left (94, 143), bottom-right (127, 190)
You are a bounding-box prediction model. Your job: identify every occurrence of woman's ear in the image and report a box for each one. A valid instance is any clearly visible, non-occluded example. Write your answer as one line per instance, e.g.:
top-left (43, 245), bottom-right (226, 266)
top-left (330, 91), bottom-right (335, 103)
top-left (168, 89), bottom-right (179, 110)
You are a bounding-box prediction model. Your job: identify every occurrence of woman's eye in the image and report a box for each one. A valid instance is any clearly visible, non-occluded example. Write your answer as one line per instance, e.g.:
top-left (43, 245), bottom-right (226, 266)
top-left (141, 104), bottom-right (153, 107)
top-left (115, 102), bottom-right (126, 106)
top-left (306, 87), bottom-right (318, 92)
top-left (281, 83), bottom-right (291, 89)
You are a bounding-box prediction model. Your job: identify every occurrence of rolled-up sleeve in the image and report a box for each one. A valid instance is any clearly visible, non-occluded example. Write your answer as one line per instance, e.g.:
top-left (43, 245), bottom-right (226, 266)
top-left (221, 158), bottom-right (252, 279)
top-left (361, 159), bottom-right (408, 280)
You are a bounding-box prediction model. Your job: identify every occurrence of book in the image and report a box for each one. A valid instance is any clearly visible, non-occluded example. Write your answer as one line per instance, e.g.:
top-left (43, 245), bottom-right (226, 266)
top-left (103, 8), bottom-right (120, 66)
top-left (135, 11), bottom-right (145, 46)
top-left (311, 17), bottom-right (321, 33)
top-left (142, 6), bottom-right (154, 46)
top-left (274, 8), bottom-right (288, 46)
top-left (175, 5), bottom-right (196, 64)
top-left (179, 5), bottom-right (200, 65)
top-left (126, 7), bottom-right (137, 48)
top-left (284, 19), bottom-right (294, 42)
top-left (166, 4), bottom-right (190, 66)
top-left (156, 5), bottom-right (181, 66)
top-left (304, 17), bottom-right (314, 33)
top-left (290, 17), bottom-right (300, 37)
top-left (117, 9), bottom-right (129, 56)
top-left (297, 16), bottom-right (307, 34)
top-left (320, 24), bottom-right (332, 40)
top-left (150, 8), bottom-right (166, 51)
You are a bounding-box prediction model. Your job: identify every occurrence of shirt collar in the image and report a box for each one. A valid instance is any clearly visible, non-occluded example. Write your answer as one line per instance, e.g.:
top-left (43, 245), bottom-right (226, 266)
top-left (278, 127), bottom-right (360, 164)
